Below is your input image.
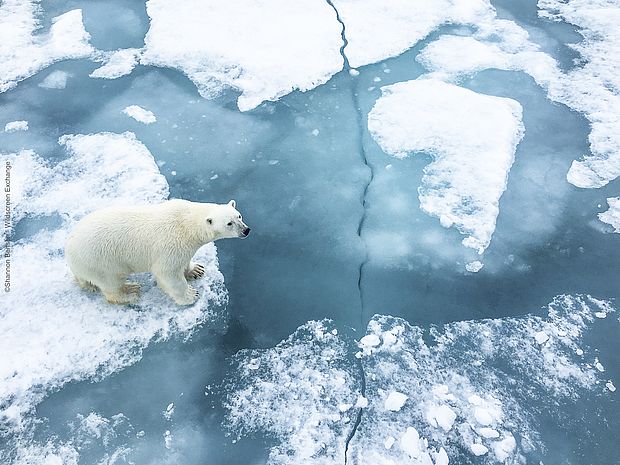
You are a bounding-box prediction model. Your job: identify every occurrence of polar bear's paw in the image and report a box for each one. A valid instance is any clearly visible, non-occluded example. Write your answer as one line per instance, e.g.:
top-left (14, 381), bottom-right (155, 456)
top-left (184, 263), bottom-right (205, 280)
top-left (104, 282), bottom-right (141, 305)
top-left (76, 277), bottom-right (98, 292)
top-left (174, 285), bottom-right (199, 306)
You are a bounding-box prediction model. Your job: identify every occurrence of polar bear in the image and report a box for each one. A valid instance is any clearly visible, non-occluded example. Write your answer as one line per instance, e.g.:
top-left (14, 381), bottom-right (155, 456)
top-left (65, 199), bottom-right (250, 305)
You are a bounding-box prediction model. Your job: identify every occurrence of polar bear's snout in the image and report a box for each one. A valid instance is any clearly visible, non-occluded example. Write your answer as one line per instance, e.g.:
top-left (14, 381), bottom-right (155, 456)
top-left (241, 227), bottom-right (251, 238)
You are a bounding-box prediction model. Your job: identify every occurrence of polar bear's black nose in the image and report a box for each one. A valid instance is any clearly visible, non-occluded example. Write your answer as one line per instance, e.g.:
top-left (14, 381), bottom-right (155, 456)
top-left (242, 227), bottom-right (251, 237)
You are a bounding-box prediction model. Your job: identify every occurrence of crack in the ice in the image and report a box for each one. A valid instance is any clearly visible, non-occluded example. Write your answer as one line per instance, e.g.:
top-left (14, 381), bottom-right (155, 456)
top-left (324, 1), bottom-right (372, 463)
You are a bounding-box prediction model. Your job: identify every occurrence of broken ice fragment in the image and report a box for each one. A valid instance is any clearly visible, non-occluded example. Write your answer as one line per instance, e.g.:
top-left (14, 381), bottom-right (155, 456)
top-left (534, 331), bottom-right (549, 345)
top-left (4, 121), bottom-right (28, 132)
top-left (123, 105), bottom-right (157, 124)
top-left (466, 261), bottom-right (484, 273)
top-left (470, 443), bottom-right (488, 456)
top-left (384, 391), bottom-right (408, 411)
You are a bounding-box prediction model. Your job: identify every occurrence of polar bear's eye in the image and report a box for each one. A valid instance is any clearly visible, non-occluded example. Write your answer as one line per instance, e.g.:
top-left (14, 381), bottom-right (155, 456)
top-left (227, 222), bottom-right (233, 226)
top-left (207, 218), bottom-right (213, 224)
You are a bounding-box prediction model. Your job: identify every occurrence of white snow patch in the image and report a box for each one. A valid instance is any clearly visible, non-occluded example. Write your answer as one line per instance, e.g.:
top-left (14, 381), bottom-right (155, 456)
top-left (0, 5), bottom-right (93, 93)
top-left (90, 48), bottom-right (141, 79)
top-left (39, 70), bottom-right (70, 89)
top-left (141, 0), bottom-right (343, 111)
top-left (356, 396), bottom-right (369, 408)
top-left (4, 120), bottom-right (28, 132)
top-left (122, 105), bottom-right (157, 124)
top-left (599, 198), bottom-right (620, 233)
top-left (384, 391), bottom-right (408, 412)
top-left (426, 404), bottom-right (457, 432)
top-left (368, 79), bottom-right (524, 253)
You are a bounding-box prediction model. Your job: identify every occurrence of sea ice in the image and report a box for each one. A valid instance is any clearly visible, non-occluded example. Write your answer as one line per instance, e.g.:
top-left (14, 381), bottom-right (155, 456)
top-left (90, 48), bottom-right (141, 79)
top-left (384, 391), bottom-right (408, 412)
top-left (470, 443), bottom-right (488, 456)
top-left (123, 105), bottom-right (157, 124)
top-left (466, 261), bottom-right (484, 273)
top-left (4, 120), bottom-right (28, 132)
top-left (0, 132), bottom-right (226, 461)
top-left (0, 4), bottom-right (93, 93)
top-left (141, 0), bottom-right (344, 111)
top-left (38, 70), bottom-right (70, 89)
top-left (226, 296), bottom-right (615, 465)
top-left (368, 79), bottom-right (524, 253)
top-left (599, 198), bottom-right (620, 233)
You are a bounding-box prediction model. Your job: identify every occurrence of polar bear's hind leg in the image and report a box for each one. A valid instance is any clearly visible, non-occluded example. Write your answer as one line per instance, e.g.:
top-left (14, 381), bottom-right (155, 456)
top-left (97, 273), bottom-right (140, 305)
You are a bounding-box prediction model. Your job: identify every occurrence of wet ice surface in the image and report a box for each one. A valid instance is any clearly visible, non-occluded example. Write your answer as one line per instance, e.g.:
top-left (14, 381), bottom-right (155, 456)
top-left (1, 0), bottom-right (619, 464)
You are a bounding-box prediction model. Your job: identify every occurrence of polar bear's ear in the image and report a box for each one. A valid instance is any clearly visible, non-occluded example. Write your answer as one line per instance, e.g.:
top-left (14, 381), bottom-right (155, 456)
top-left (228, 200), bottom-right (236, 208)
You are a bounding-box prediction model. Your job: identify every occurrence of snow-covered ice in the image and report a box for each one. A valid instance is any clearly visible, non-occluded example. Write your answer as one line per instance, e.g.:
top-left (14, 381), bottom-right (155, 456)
top-left (368, 79), bottom-right (524, 253)
top-left (90, 48), bottom-right (141, 79)
top-left (599, 198), bottom-right (620, 233)
top-left (141, 0), bottom-right (344, 111)
top-left (4, 121), bottom-right (28, 132)
top-left (384, 391), bottom-right (408, 412)
top-left (0, 4), bottom-right (92, 93)
top-left (123, 105), bottom-right (157, 124)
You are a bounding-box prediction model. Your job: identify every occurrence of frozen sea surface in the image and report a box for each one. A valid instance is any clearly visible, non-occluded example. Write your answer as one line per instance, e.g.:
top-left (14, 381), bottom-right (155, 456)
top-left (1, 0), bottom-right (618, 464)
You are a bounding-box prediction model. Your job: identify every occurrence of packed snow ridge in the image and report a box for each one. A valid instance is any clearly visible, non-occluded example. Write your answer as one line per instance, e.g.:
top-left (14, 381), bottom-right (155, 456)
top-left (368, 79), bottom-right (524, 253)
top-left (0, 132), bottom-right (227, 464)
top-left (225, 295), bottom-right (615, 465)
top-left (0, 2), bottom-right (93, 93)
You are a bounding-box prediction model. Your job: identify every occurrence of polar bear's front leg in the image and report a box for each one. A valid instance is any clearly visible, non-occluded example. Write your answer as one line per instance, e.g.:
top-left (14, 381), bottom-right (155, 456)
top-left (154, 267), bottom-right (199, 306)
top-left (184, 262), bottom-right (205, 280)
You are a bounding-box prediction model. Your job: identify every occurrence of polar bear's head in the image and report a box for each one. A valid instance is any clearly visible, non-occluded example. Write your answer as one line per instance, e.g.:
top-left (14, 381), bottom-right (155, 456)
top-left (206, 200), bottom-right (251, 240)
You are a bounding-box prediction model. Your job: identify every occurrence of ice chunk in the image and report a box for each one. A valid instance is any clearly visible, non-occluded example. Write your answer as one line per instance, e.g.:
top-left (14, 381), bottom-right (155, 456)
top-left (0, 5), bottom-right (93, 93)
top-left (599, 198), bottom-right (620, 233)
top-left (466, 261), bottom-right (484, 273)
top-left (356, 395), bottom-right (369, 408)
top-left (163, 402), bottom-right (174, 420)
top-left (477, 427), bottom-right (500, 438)
top-left (493, 434), bottom-right (516, 461)
top-left (606, 381), bottom-right (616, 392)
top-left (470, 443), bottom-right (488, 456)
top-left (384, 436), bottom-right (395, 449)
top-left (90, 48), bottom-right (141, 79)
top-left (141, 0), bottom-right (343, 111)
top-left (123, 105), bottom-right (157, 124)
top-left (399, 427), bottom-right (421, 458)
top-left (534, 331), bottom-right (549, 345)
top-left (39, 70), bottom-right (70, 89)
top-left (4, 120), bottom-right (28, 132)
top-left (163, 430), bottom-right (172, 449)
top-left (368, 79), bottom-right (524, 253)
top-left (435, 447), bottom-right (449, 465)
top-left (384, 391), bottom-right (408, 411)
top-left (426, 405), bottom-right (456, 432)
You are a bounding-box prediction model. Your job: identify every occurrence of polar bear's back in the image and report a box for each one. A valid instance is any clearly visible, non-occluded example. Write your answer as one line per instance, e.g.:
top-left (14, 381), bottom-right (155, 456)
top-left (65, 202), bottom-right (182, 276)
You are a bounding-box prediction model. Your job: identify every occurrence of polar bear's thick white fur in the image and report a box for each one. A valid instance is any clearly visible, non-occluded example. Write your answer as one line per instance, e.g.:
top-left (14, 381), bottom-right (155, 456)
top-left (65, 199), bottom-right (250, 305)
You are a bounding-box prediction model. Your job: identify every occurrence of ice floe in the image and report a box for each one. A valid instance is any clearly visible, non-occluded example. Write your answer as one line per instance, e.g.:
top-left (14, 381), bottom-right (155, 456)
top-left (225, 295), bottom-right (615, 465)
top-left (416, 0), bottom-right (620, 189)
top-left (368, 79), bottom-right (524, 253)
top-left (1, 132), bottom-right (226, 461)
top-left (225, 321), bottom-right (361, 465)
top-left (0, 3), bottom-right (93, 93)
top-left (4, 121), bottom-right (28, 132)
top-left (90, 48), bottom-right (141, 79)
top-left (599, 198), bottom-right (620, 233)
top-left (331, 0), bottom-right (495, 68)
top-left (123, 105), bottom-right (157, 124)
top-left (141, 0), bottom-right (344, 111)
